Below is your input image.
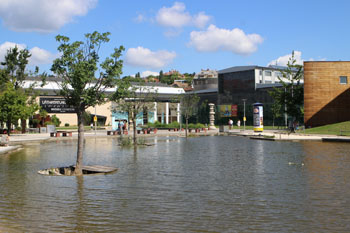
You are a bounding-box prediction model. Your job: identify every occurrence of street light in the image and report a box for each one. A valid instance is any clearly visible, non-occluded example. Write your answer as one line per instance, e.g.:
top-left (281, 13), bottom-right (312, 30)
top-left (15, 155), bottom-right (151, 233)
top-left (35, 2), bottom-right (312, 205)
top-left (242, 99), bottom-right (247, 131)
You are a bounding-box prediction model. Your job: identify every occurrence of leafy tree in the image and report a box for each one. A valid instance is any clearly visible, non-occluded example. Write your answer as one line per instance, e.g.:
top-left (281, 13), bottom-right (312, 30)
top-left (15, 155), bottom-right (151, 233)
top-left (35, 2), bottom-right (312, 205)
top-left (180, 93), bottom-right (200, 137)
top-left (51, 31), bottom-right (124, 175)
top-left (159, 70), bottom-right (163, 80)
top-left (0, 46), bottom-right (40, 134)
top-left (113, 81), bottom-right (156, 144)
top-left (0, 82), bottom-right (39, 135)
top-left (269, 51), bottom-right (303, 130)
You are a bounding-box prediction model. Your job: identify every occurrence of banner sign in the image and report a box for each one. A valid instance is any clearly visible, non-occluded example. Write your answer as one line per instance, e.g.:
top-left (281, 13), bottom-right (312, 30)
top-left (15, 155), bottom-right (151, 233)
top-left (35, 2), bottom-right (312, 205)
top-left (40, 98), bottom-right (76, 113)
top-left (219, 105), bottom-right (237, 117)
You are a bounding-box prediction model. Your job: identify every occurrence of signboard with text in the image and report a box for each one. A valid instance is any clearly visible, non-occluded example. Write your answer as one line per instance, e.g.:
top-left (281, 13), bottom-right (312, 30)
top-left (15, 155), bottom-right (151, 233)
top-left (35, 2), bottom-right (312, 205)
top-left (40, 97), bottom-right (76, 113)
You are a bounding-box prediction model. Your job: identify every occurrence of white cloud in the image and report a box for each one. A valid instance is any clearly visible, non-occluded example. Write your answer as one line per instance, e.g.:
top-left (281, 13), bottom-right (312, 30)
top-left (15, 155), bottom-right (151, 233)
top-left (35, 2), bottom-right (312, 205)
top-left (125, 46), bottom-right (176, 69)
top-left (189, 24), bottom-right (263, 55)
top-left (156, 2), bottom-right (210, 29)
top-left (267, 51), bottom-right (303, 66)
top-left (0, 0), bottom-right (97, 33)
top-left (29, 47), bottom-right (59, 66)
top-left (193, 12), bottom-right (211, 29)
top-left (141, 71), bottom-right (159, 77)
top-left (134, 14), bottom-right (146, 23)
top-left (0, 41), bottom-right (57, 66)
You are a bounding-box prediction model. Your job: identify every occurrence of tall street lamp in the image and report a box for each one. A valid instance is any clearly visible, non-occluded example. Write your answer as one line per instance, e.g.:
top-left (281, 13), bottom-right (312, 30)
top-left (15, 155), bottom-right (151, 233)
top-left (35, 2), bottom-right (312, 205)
top-left (242, 99), bottom-right (247, 131)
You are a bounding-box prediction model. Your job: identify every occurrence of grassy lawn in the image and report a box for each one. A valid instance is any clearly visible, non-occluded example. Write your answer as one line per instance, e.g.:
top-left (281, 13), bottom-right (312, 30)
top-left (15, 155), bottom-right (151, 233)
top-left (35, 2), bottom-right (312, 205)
top-left (229, 125), bottom-right (286, 130)
top-left (56, 126), bottom-right (99, 131)
top-left (300, 121), bottom-right (350, 136)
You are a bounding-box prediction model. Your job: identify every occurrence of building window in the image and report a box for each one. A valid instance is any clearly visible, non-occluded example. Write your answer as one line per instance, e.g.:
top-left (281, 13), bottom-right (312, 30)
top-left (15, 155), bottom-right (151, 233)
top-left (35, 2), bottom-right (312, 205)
top-left (340, 76), bottom-right (348, 84)
top-left (265, 71), bottom-right (272, 76)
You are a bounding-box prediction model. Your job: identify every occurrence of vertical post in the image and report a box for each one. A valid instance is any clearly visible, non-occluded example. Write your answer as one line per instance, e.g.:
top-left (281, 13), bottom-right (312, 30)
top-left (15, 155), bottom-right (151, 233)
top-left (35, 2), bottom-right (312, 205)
top-left (94, 105), bottom-right (97, 135)
top-left (177, 103), bottom-right (180, 123)
top-left (165, 102), bottom-right (169, 124)
top-left (242, 99), bottom-right (247, 131)
top-left (154, 102), bottom-right (157, 123)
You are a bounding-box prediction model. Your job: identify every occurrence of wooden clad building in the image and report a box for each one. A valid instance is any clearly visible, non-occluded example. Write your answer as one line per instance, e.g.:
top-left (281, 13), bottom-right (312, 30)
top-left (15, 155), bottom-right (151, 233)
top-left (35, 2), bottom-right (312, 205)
top-left (304, 61), bottom-right (350, 127)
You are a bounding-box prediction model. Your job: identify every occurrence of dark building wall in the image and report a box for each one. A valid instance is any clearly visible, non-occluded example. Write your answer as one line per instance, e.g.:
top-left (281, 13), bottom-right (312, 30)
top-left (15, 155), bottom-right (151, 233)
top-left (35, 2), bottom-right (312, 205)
top-left (218, 70), bottom-right (274, 105)
top-left (218, 69), bottom-right (278, 125)
top-left (304, 61), bottom-right (350, 127)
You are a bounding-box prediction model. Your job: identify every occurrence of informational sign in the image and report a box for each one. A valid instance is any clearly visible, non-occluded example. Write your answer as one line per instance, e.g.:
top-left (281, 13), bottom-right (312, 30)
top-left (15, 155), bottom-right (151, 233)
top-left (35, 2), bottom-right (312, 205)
top-left (93, 116), bottom-right (97, 122)
top-left (219, 105), bottom-right (238, 117)
top-left (253, 103), bottom-right (263, 132)
top-left (40, 98), bottom-right (76, 113)
top-left (243, 116), bottom-right (246, 122)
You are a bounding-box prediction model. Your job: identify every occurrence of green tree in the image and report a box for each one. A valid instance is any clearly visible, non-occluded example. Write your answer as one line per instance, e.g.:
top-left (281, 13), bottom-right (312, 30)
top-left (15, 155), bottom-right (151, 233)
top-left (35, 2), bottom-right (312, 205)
top-left (180, 93), bottom-right (200, 137)
top-left (269, 51), bottom-right (303, 130)
top-left (0, 82), bottom-right (39, 135)
top-left (113, 81), bottom-right (156, 144)
top-left (51, 31), bottom-right (124, 175)
top-left (0, 46), bottom-right (40, 134)
top-left (51, 115), bottom-right (61, 127)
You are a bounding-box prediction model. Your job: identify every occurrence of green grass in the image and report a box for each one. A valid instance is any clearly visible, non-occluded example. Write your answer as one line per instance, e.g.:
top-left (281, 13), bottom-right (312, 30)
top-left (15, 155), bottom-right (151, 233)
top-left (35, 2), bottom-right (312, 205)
top-left (301, 121), bottom-right (350, 136)
top-left (56, 126), bottom-right (96, 131)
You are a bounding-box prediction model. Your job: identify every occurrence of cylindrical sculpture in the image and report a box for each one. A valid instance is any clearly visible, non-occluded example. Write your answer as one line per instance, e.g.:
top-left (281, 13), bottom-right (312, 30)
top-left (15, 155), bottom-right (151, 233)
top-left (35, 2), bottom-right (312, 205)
top-left (253, 103), bottom-right (263, 132)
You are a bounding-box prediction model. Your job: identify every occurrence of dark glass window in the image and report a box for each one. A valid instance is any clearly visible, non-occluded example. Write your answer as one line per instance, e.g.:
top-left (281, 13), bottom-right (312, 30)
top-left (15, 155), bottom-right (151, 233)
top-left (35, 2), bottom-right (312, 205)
top-left (340, 76), bottom-right (348, 84)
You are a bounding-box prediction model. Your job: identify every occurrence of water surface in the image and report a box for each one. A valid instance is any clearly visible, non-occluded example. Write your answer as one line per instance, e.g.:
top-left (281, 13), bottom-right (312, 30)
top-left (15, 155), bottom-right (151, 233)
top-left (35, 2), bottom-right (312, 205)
top-left (0, 136), bottom-right (349, 232)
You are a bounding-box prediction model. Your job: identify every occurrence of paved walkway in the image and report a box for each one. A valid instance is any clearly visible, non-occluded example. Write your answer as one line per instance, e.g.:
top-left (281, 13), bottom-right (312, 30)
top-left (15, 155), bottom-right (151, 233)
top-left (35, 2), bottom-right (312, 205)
top-left (226, 129), bottom-right (350, 141)
top-left (0, 128), bottom-right (220, 155)
top-left (1, 128), bottom-right (349, 155)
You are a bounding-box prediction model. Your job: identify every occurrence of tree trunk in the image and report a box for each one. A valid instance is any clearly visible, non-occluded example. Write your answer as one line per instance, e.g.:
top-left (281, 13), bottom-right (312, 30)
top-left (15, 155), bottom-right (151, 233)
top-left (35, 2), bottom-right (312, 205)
top-left (21, 119), bottom-right (26, 134)
top-left (74, 110), bottom-right (84, 176)
top-left (132, 115), bottom-right (137, 145)
top-left (185, 118), bottom-right (188, 138)
top-left (7, 119), bottom-right (11, 136)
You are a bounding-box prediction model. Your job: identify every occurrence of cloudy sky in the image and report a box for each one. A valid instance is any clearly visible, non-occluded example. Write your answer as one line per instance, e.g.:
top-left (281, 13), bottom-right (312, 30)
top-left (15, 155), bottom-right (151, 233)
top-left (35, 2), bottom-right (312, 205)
top-left (0, 0), bottom-right (348, 77)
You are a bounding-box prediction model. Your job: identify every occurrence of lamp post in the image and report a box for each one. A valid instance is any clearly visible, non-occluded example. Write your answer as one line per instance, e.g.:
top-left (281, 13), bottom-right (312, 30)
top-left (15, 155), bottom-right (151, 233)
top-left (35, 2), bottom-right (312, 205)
top-left (94, 105), bottom-right (97, 135)
top-left (242, 99), bottom-right (247, 131)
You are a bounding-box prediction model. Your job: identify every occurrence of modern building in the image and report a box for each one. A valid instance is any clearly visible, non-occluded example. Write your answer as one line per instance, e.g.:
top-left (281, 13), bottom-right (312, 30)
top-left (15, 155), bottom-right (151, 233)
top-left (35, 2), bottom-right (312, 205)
top-left (217, 65), bottom-right (301, 125)
top-left (304, 61), bottom-right (350, 127)
top-left (23, 77), bottom-right (185, 128)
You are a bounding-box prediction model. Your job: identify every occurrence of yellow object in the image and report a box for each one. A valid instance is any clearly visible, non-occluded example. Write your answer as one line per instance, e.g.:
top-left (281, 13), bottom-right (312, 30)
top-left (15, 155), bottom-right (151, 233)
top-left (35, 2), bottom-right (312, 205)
top-left (243, 117), bottom-right (246, 122)
top-left (93, 116), bottom-right (97, 122)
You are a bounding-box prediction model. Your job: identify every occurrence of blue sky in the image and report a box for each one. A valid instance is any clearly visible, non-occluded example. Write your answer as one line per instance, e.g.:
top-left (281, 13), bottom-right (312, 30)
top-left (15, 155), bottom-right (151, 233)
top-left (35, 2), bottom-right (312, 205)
top-left (0, 0), bottom-right (349, 77)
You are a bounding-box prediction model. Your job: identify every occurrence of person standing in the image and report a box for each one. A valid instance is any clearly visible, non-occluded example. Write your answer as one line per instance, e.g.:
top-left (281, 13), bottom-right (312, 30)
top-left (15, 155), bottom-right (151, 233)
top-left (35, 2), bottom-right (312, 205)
top-left (228, 119), bottom-right (233, 130)
top-left (237, 120), bottom-right (241, 130)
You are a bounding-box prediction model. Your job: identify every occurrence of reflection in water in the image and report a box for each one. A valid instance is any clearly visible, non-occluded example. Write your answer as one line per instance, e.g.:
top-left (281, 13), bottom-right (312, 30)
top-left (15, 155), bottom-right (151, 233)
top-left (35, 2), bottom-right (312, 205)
top-left (0, 137), bottom-right (350, 231)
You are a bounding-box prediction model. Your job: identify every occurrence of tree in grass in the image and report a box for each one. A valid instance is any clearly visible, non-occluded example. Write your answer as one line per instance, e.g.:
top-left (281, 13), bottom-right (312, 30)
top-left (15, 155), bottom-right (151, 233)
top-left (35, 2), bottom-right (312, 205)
top-left (51, 31), bottom-right (124, 175)
top-left (180, 93), bottom-right (200, 137)
top-left (269, 51), bottom-right (303, 130)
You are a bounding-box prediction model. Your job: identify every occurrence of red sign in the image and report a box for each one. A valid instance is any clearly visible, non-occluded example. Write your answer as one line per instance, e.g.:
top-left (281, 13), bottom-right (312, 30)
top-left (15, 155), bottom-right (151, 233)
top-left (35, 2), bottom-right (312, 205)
top-left (231, 105), bottom-right (237, 117)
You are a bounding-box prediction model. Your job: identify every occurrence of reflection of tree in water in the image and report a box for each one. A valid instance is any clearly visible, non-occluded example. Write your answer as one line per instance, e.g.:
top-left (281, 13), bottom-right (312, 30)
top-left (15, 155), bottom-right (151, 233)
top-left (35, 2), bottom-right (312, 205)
top-left (73, 176), bottom-right (85, 232)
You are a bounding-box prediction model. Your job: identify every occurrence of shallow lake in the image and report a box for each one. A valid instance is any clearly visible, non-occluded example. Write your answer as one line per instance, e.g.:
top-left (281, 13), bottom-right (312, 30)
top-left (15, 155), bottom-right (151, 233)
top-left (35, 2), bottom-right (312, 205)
top-left (0, 136), bottom-right (350, 232)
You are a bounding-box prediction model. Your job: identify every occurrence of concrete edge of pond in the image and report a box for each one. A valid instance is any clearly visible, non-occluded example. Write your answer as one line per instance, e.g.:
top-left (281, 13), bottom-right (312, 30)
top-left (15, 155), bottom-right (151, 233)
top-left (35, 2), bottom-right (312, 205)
top-left (38, 165), bottom-right (118, 176)
top-left (0, 145), bottom-right (22, 155)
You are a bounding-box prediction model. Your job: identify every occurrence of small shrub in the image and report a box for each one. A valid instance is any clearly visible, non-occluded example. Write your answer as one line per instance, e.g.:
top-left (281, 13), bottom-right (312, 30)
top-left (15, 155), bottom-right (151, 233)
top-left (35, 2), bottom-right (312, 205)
top-left (169, 121), bottom-right (180, 129)
top-left (44, 121), bottom-right (53, 126)
top-left (51, 115), bottom-right (61, 127)
top-left (64, 123), bottom-right (70, 127)
top-left (188, 123), bottom-right (196, 129)
top-left (195, 123), bottom-right (205, 129)
top-left (119, 137), bottom-right (133, 147)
